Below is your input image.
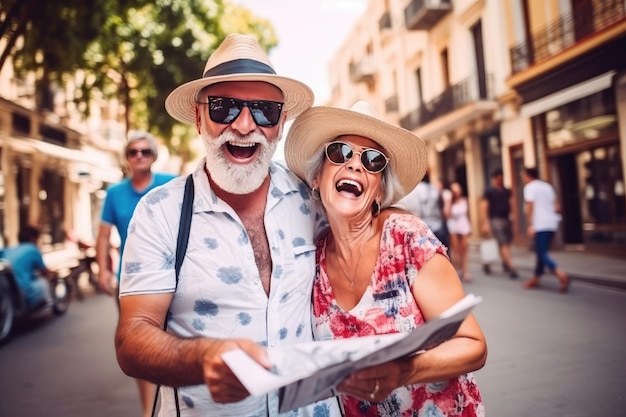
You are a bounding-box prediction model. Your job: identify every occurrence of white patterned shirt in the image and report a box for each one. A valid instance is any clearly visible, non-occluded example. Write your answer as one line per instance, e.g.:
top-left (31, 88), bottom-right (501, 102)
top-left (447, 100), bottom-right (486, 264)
top-left (120, 158), bottom-right (338, 417)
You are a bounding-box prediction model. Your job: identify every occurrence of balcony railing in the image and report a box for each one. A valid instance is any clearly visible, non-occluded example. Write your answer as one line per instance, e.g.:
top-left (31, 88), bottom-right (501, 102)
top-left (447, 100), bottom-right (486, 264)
top-left (510, 0), bottom-right (626, 74)
top-left (379, 11), bottom-right (392, 31)
top-left (400, 74), bottom-right (493, 131)
top-left (349, 55), bottom-right (376, 83)
top-left (385, 95), bottom-right (399, 113)
top-left (405, 0), bottom-right (452, 31)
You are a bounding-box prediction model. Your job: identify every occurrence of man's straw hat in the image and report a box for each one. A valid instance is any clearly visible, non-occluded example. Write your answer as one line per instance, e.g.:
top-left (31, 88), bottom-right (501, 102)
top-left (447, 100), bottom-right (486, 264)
top-left (285, 101), bottom-right (427, 203)
top-left (165, 33), bottom-right (314, 125)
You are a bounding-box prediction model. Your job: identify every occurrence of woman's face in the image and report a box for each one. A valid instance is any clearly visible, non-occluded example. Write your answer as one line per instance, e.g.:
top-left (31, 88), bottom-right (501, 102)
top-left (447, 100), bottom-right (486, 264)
top-left (314, 135), bottom-right (386, 220)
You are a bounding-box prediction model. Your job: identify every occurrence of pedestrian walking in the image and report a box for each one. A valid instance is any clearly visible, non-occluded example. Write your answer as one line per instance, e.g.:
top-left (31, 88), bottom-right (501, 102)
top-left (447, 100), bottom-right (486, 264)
top-left (95, 129), bottom-right (176, 417)
top-left (446, 182), bottom-right (472, 281)
top-left (480, 168), bottom-right (518, 278)
top-left (522, 167), bottom-right (569, 292)
top-left (395, 171), bottom-right (450, 250)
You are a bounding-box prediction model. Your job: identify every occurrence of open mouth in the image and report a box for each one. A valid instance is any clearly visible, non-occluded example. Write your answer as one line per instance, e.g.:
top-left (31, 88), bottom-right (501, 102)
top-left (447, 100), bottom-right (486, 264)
top-left (226, 142), bottom-right (258, 159)
top-left (336, 179), bottom-right (363, 197)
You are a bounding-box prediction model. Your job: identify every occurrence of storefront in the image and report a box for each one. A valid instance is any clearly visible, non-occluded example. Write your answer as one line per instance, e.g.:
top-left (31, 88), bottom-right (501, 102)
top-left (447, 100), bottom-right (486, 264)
top-left (530, 85), bottom-right (625, 252)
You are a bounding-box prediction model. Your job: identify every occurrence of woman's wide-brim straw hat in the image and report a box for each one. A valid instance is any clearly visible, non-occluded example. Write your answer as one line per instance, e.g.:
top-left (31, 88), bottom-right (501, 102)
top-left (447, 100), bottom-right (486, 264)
top-left (165, 33), bottom-right (314, 125)
top-left (285, 101), bottom-right (428, 203)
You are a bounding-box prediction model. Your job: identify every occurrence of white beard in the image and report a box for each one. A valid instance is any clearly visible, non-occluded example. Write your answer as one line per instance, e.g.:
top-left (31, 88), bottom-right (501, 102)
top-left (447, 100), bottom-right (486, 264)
top-left (201, 127), bottom-right (280, 195)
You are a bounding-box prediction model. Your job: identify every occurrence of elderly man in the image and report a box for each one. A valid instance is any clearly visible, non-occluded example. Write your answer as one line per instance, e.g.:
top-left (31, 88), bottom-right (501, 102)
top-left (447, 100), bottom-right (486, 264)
top-left (114, 34), bottom-right (340, 417)
top-left (96, 129), bottom-right (176, 417)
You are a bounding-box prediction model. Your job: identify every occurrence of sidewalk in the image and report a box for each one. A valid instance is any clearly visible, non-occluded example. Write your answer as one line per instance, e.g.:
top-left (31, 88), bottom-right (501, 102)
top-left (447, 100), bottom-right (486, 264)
top-left (468, 242), bottom-right (626, 290)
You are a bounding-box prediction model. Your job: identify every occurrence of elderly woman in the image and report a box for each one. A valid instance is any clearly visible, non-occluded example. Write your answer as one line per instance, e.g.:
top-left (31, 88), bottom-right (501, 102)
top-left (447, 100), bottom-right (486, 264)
top-left (285, 102), bottom-right (487, 416)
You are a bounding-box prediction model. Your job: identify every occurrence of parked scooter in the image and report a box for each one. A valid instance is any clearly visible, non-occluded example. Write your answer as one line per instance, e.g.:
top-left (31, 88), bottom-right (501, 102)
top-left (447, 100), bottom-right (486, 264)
top-left (0, 259), bottom-right (71, 346)
top-left (57, 239), bottom-right (100, 300)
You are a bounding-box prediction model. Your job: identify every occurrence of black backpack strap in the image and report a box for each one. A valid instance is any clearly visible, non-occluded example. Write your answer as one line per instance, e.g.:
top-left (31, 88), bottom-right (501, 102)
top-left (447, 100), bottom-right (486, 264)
top-left (175, 174), bottom-right (194, 286)
top-left (152, 173), bottom-right (194, 417)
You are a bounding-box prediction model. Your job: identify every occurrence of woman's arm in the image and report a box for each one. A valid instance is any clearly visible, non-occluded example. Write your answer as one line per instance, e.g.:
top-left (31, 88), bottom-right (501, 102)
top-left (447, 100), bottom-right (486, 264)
top-left (338, 253), bottom-right (487, 401)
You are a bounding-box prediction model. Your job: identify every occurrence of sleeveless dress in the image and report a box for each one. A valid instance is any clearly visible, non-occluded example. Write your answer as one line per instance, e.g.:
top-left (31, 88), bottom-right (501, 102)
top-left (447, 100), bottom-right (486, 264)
top-left (447, 198), bottom-right (472, 236)
top-left (312, 213), bottom-right (484, 417)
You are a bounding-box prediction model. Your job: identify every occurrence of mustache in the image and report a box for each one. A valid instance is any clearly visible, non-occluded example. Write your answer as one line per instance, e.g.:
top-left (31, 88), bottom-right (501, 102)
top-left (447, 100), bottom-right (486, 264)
top-left (214, 130), bottom-right (269, 148)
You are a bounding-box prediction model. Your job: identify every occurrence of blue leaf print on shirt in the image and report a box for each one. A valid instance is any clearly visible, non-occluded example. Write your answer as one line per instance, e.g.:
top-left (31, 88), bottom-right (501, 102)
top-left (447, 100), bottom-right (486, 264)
top-left (164, 252), bottom-right (175, 269)
top-left (217, 266), bottom-right (243, 284)
top-left (278, 229), bottom-right (285, 240)
top-left (296, 323), bottom-right (304, 337)
top-left (274, 264), bottom-right (283, 279)
top-left (125, 262), bottom-right (141, 274)
top-left (279, 327), bottom-right (288, 340)
top-left (313, 402), bottom-right (331, 417)
top-left (192, 319), bottom-right (205, 331)
top-left (194, 299), bottom-right (219, 316)
top-left (271, 186), bottom-right (284, 198)
top-left (181, 395), bottom-right (194, 408)
top-left (280, 292), bottom-right (289, 303)
top-left (298, 182), bottom-right (310, 200)
top-left (292, 237), bottom-right (306, 247)
top-left (144, 187), bottom-right (170, 205)
top-left (203, 237), bottom-right (218, 249)
top-left (237, 229), bottom-right (248, 246)
top-left (237, 312), bottom-right (252, 325)
top-left (300, 201), bottom-right (312, 215)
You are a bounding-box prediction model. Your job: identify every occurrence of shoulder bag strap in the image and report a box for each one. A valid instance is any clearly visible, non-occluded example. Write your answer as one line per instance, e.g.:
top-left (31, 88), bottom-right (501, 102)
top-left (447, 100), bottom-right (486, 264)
top-left (152, 173), bottom-right (194, 417)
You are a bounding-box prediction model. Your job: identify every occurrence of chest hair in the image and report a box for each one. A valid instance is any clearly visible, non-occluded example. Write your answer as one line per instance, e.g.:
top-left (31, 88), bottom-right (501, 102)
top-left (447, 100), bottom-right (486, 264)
top-left (239, 213), bottom-right (272, 296)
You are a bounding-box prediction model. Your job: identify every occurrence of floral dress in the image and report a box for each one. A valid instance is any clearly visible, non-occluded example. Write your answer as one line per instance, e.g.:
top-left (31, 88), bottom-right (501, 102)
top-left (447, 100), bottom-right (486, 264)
top-left (312, 213), bottom-right (485, 417)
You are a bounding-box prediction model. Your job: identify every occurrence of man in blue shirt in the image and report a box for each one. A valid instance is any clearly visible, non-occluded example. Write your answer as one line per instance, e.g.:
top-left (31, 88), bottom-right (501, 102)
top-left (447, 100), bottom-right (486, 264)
top-left (3, 226), bottom-right (54, 309)
top-left (95, 129), bottom-right (175, 417)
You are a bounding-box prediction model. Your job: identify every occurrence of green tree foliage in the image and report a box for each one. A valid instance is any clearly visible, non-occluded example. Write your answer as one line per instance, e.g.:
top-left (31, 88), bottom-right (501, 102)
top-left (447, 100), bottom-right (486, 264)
top-left (0, 0), bottom-right (277, 167)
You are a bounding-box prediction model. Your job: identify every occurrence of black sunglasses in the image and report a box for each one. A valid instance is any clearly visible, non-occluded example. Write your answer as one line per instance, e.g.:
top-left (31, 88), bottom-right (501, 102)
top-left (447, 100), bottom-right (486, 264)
top-left (200, 96), bottom-right (284, 127)
top-left (126, 148), bottom-right (154, 158)
top-left (324, 141), bottom-right (389, 174)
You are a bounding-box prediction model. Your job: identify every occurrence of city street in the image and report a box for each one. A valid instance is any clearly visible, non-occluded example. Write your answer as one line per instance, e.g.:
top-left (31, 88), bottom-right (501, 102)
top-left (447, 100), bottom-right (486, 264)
top-left (1, 264), bottom-right (625, 416)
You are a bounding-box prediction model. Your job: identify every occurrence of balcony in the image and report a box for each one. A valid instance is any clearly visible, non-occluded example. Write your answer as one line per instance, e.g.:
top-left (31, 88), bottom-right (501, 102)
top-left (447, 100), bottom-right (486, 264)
top-left (405, 0), bottom-right (452, 31)
top-left (510, 0), bottom-right (626, 74)
top-left (379, 11), bottom-right (392, 31)
top-left (349, 55), bottom-right (376, 84)
top-left (400, 74), bottom-right (494, 132)
top-left (385, 95), bottom-right (399, 113)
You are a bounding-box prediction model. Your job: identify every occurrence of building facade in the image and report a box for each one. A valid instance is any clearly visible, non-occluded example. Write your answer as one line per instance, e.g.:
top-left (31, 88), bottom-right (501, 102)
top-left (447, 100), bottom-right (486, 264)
top-left (0, 43), bottom-right (125, 266)
top-left (326, 0), bottom-right (626, 254)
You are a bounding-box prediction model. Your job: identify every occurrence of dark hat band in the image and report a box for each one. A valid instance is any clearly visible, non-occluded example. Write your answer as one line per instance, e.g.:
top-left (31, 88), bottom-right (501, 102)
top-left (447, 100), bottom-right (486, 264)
top-left (203, 58), bottom-right (276, 78)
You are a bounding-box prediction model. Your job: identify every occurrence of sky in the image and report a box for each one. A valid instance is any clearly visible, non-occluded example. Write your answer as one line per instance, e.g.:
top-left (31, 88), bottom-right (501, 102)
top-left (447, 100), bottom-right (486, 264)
top-left (232, 0), bottom-right (368, 103)
top-left (231, 0), bottom-right (368, 160)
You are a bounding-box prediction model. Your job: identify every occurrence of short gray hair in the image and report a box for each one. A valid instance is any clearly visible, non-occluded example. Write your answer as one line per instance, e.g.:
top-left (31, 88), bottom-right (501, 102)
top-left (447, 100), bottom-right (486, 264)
top-left (303, 141), bottom-right (404, 209)
top-left (126, 130), bottom-right (159, 159)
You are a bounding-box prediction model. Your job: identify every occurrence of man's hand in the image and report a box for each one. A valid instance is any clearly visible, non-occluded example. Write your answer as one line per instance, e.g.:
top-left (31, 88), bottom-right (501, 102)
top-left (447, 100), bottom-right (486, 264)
top-left (98, 268), bottom-right (115, 296)
top-left (202, 339), bottom-right (271, 403)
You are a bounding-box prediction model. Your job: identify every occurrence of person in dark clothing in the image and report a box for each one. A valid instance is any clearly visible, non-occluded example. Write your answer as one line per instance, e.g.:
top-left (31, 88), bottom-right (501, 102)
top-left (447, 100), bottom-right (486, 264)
top-left (480, 169), bottom-right (518, 278)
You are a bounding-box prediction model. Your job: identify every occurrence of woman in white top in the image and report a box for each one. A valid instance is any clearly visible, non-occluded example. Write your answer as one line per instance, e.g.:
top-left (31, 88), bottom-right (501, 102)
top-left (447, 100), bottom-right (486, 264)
top-left (446, 182), bottom-right (472, 281)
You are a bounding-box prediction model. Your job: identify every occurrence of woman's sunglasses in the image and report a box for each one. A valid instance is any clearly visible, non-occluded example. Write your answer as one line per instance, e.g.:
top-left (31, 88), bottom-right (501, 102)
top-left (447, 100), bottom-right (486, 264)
top-left (200, 96), bottom-right (284, 127)
top-left (324, 141), bottom-right (389, 174)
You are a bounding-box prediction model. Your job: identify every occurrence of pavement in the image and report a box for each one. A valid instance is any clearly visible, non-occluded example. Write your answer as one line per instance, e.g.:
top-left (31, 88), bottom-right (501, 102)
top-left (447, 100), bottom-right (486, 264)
top-left (468, 241), bottom-right (626, 291)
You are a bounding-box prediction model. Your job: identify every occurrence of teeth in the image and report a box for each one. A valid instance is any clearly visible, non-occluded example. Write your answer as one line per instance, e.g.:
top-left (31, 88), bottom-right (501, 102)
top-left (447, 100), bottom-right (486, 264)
top-left (337, 179), bottom-right (362, 193)
top-left (228, 141), bottom-right (256, 148)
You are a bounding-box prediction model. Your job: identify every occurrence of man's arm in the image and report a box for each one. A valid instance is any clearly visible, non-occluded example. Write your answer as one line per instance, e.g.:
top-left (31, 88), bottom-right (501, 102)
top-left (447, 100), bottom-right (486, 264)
top-left (96, 223), bottom-right (114, 295)
top-left (525, 201), bottom-right (534, 237)
top-left (115, 293), bottom-right (271, 403)
top-left (479, 197), bottom-right (490, 237)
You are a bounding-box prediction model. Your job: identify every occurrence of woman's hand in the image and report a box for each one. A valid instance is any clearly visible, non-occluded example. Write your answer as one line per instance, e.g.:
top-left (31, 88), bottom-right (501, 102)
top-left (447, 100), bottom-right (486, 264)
top-left (337, 357), bottom-right (413, 402)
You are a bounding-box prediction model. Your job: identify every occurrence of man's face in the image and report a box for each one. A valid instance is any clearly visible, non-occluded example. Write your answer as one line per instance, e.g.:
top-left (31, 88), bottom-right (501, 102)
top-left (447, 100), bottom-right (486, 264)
top-left (125, 139), bottom-right (155, 174)
top-left (196, 81), bottom-right (286, 195)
